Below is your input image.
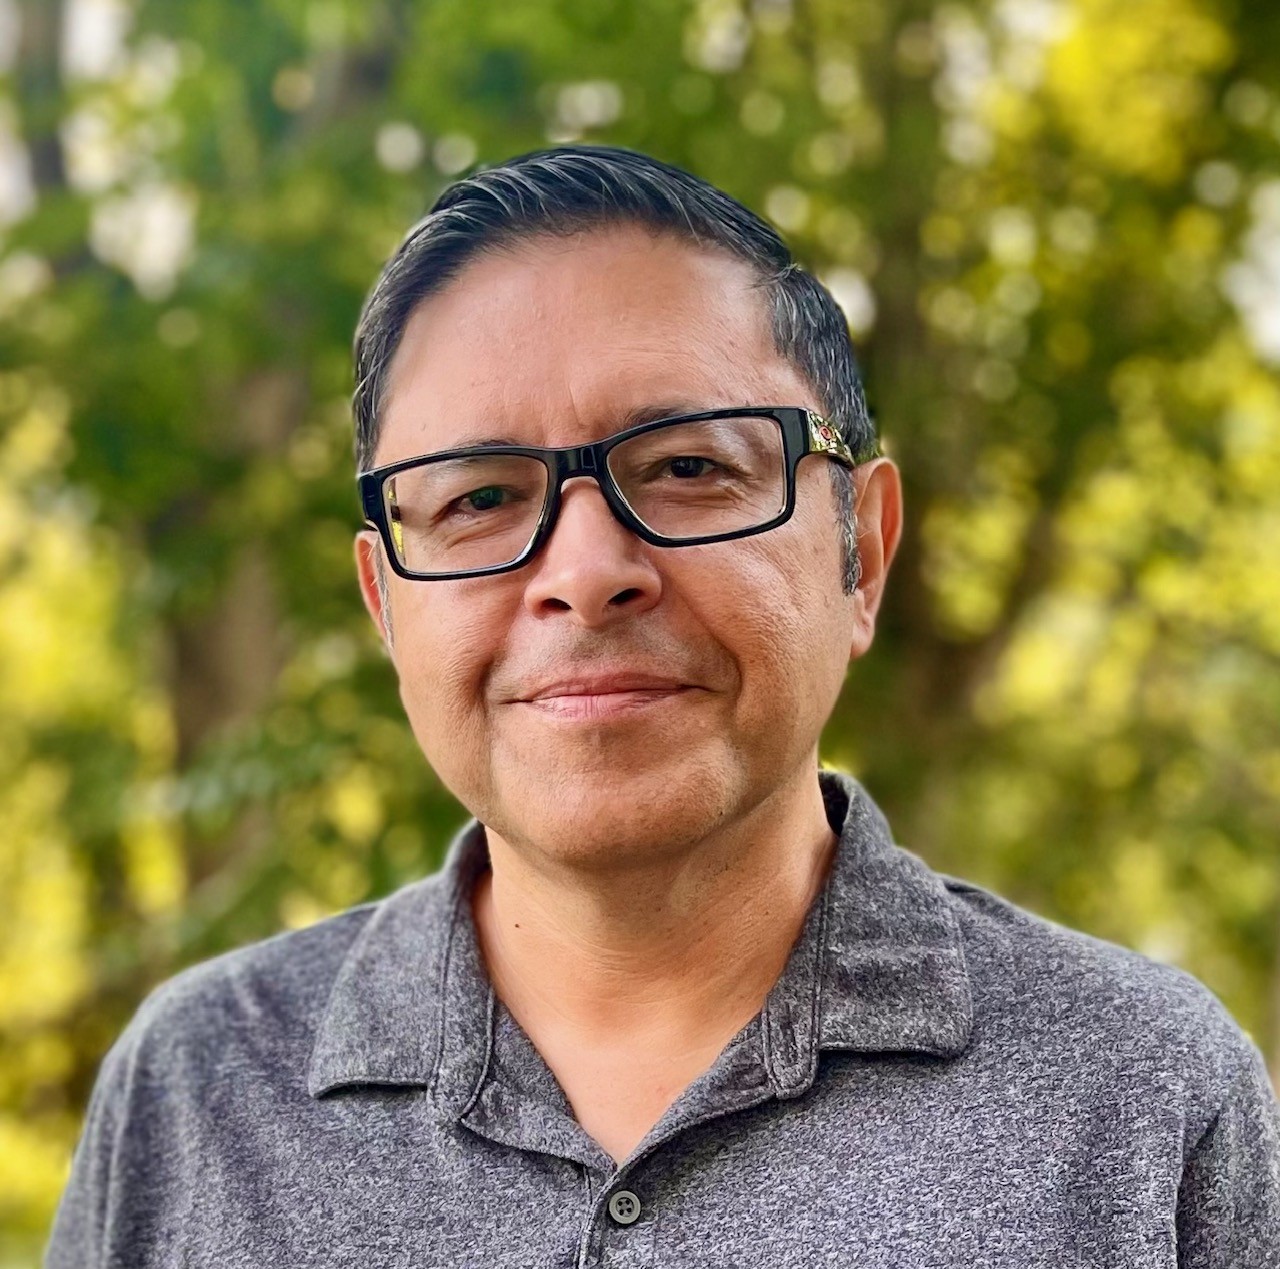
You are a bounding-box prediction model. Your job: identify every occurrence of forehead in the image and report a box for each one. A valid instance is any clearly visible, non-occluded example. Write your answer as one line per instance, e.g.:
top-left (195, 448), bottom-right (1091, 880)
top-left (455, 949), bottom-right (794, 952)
top-left (376, 226), bottom-right (816, 463)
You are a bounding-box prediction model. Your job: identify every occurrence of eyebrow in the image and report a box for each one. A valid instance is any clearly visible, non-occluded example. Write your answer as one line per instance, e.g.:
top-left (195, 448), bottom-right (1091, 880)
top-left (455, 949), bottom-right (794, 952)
top-left (448, 435), bottom-right (523, 449)
top-left (619, 402), bottom-right (704, 429)
top-left (446, 403), bottom-right (706, 452)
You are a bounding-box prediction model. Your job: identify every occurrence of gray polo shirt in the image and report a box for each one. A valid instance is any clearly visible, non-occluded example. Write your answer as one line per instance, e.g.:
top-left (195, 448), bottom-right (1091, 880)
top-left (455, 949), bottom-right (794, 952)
top-left (46, 771), bottom-right (1280, 1267)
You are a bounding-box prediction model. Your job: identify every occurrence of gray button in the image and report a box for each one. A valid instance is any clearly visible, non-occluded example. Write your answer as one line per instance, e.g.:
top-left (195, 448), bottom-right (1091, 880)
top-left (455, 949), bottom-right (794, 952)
top-left (607, 1189), bottom-right (641, 1226)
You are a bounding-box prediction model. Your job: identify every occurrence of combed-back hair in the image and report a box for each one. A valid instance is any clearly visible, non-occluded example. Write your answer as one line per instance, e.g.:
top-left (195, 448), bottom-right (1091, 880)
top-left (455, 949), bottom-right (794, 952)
top-left (352, 145), bottom-right (875, 592)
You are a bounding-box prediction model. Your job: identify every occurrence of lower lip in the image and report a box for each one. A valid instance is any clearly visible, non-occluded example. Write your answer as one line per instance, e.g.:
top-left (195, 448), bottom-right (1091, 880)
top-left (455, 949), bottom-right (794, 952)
top-left (518, 687), bottom-right (692, 721)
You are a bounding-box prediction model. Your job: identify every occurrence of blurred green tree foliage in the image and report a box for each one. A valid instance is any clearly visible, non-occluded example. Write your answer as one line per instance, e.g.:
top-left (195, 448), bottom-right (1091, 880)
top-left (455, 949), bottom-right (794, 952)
top-left (2, 0), bottom-right (1279, 1256)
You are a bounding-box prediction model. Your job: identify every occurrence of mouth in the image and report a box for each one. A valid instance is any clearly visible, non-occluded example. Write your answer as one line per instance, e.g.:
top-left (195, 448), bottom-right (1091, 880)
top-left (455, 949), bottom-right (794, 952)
top-left (516, 685), bottom-right (694, 722)
top-left (506, 676), bottom-right (696, 722)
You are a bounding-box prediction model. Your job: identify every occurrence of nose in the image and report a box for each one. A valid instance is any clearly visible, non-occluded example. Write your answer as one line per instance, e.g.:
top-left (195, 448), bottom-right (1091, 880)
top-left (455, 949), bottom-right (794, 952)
top-left (521, 477), bottom-right (663, 625)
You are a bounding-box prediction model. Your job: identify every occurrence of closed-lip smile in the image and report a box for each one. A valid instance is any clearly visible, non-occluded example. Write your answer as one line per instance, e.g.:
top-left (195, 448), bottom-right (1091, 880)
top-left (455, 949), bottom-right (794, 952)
top-left (509, 671), bottom-right (698, 721)
top-left (521, 672), bottom-right (691, 701)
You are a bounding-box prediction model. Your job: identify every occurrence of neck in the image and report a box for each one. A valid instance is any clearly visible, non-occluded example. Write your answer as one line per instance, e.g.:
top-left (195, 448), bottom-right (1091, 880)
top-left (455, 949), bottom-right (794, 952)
top-left (470, 764), bottom-right (837, 1054)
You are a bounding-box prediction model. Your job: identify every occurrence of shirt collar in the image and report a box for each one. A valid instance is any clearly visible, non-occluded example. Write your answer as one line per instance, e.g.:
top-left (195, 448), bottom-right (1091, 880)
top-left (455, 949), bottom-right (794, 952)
top-left (307, 770), bottom-right (973, 1105)
top-left (761, 771), bottom-right (973, 1098)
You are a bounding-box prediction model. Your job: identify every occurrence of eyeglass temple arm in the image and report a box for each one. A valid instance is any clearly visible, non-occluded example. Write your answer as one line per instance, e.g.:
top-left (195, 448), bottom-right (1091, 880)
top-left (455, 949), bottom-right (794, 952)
top-left (805, 411), bottom-right (880, 467)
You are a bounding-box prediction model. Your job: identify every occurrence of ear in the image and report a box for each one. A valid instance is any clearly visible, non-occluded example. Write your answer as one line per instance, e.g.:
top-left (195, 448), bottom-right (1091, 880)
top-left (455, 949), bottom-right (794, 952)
top-left (847, 457), bottom-right (903, 662)
top-left (354, 530), bottom-right (393, 652)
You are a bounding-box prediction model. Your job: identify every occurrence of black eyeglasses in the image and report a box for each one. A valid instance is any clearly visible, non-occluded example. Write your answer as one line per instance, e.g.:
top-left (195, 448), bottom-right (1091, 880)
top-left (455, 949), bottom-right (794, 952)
top-left (357, 406), bottom-right (878, 581)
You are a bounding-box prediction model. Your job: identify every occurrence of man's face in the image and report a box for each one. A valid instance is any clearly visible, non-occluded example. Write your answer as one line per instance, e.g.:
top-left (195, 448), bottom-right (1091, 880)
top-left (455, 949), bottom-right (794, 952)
top-left (357, 226), bottom-right (894, 868)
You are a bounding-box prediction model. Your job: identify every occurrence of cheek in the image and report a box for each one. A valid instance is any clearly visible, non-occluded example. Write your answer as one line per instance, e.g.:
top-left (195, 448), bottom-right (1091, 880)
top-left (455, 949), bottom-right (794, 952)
top-left (390, 586), bottom-right (505, 741)
top-left (770, 524), bottom-right (854, 685)
top-left (694, 526), bottom-right (852, 720)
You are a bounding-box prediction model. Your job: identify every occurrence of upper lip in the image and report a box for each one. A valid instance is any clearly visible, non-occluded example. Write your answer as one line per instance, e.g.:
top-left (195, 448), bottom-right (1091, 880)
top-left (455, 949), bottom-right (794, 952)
top-left (519, 672), bottom-right (692, 701)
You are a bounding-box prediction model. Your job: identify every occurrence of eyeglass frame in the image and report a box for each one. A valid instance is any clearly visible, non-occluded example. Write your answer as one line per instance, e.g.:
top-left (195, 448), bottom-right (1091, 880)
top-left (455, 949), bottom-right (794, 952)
top-left (357, 405), bottom-right (880, 581)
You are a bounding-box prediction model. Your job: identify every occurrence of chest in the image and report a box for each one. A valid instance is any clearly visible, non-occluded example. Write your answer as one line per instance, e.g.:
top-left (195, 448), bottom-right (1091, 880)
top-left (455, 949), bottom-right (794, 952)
top-left (121, 1053), bottom-right (1186, 1269)
top-left (555, 1055), bottom-right (706, 1167)
top-left (544, 1043), bottom-right (729, 1165)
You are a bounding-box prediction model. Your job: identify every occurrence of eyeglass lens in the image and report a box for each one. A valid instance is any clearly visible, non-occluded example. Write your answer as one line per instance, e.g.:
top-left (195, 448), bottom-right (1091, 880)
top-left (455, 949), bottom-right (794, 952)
top-left (381, 414), bottom-right (787, 575)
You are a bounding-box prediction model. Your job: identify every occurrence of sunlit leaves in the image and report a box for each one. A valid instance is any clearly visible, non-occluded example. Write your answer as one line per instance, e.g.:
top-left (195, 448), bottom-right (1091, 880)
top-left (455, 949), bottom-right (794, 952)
top-left (1045, 0), bottom-right (1234, 182)
top-left (3, 0), bottom-right (1280, 1254)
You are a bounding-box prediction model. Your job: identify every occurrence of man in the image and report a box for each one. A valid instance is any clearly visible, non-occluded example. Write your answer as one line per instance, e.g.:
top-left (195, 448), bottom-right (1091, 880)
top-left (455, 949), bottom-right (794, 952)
top-left (48, 146), bottom-right (1279, 1267)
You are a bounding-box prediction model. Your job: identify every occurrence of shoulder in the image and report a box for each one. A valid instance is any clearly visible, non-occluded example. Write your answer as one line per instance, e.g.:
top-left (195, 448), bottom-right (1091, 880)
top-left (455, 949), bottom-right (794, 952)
top-left (937, 870), bottom-right (1264, 1130)
top-left (100, 871), bottom-right (447, 1097)
top-left (134, 905), bottom-right (369, 1038)
top-left (46, 872), bottom-right (461, 1264)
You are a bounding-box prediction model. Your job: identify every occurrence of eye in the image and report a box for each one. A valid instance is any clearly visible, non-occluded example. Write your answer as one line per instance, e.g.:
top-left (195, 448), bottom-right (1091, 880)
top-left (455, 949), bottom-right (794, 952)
top-left (461, 486), bottom-right (507, 511)
top-left (667, 456), bottom-right (715, 478)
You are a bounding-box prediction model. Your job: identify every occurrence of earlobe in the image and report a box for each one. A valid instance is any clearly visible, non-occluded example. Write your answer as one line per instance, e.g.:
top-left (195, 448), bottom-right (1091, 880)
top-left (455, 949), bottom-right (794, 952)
top-left (846, 583), bottom-right (876, 661)
top-left (354, 532), bottom-right (393, 651)
top-left (846, 457), bottom-right (903, 661)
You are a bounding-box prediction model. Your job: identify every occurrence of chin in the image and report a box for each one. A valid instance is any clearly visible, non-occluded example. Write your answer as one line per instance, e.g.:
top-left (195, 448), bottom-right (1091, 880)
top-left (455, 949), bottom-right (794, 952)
top-left (482, 749), bottom-right (745, 864)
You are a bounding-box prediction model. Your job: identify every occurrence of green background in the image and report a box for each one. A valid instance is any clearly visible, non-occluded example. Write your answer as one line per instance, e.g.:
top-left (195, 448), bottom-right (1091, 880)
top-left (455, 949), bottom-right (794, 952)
top-left (4, 0), bottom-right (1280, 1259)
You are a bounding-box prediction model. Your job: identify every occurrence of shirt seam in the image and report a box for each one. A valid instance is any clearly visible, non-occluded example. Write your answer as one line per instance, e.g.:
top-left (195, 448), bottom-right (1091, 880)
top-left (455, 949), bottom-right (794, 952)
top-left (1185, 1046), bottom-right (1255, 1160)
top-left (812, 872), bottom-right (832, 1053)
top-left (428, 877), bottom-right (467, 1106)
top-left (760, 836), bottom-right (831, 1095)
top-left (575, 1166), bottom-right (595, 1269)
top-left (458, 985), bottom-right (497, 1119)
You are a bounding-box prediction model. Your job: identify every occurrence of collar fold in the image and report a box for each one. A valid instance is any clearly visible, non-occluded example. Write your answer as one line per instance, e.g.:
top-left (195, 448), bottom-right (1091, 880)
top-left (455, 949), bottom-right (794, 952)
top-left (307, 770), bottom-right (973, 1104)
top-left (306, 821), bottom-right (491, 1100)
top-left (812, 774), bottom-right (973, 1057)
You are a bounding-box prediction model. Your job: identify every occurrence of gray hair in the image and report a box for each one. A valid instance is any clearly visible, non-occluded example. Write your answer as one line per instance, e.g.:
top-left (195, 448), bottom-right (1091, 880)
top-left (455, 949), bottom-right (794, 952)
top-left (353, 145), bottom-right (874, 593)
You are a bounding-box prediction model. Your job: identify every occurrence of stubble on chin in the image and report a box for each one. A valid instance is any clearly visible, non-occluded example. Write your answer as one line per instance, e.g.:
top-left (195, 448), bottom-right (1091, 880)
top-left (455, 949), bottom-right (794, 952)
top-left (476, 735), bottom-right (750, 872)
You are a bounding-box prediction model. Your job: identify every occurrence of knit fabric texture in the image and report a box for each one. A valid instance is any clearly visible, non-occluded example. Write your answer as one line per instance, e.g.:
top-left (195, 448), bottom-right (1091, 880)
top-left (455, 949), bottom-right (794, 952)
top-left (46, 770), bottom-right (1280, 1267)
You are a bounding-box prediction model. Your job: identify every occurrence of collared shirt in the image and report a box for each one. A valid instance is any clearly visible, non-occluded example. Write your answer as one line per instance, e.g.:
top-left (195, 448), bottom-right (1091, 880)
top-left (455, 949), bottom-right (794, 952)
top-left (46, 770), bottom-right (1280, 1267)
